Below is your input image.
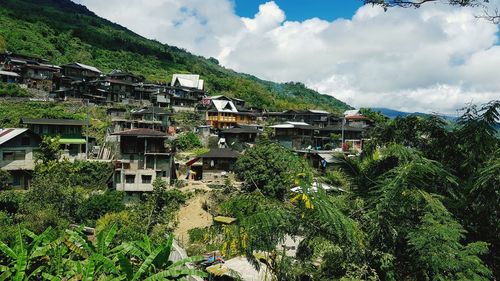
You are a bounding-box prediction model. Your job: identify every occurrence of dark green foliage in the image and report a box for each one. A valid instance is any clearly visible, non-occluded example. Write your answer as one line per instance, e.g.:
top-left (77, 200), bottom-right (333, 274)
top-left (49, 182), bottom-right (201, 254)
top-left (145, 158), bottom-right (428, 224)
top-left (172, 132), bottom-right (203, 151)
top-left (75, 191), bottom-right (125, 225)
top-left (0, 82), bottom-right (31, 97)
top-left (235, 141), bottom-right (313, 200)
top-left (0, 169), bottom-right (12, 190)
top-left (33, 160), bottom-right (113, 189)
top-left (407, 212), bottom-right (491, 280)
top-left (96, 179), bottom-right (188, 244)
top-left (0, 190), bottom-right (24, 214)
top-left (0, 0), bottom-right (350, 112)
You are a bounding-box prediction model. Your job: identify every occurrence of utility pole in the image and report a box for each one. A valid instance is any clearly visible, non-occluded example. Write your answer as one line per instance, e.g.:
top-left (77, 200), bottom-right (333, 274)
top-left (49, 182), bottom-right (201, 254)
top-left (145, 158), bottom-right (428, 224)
top-left (341, 116), bottom-right (345, 150)
top-left (85, 99), bottom-right (89, 159)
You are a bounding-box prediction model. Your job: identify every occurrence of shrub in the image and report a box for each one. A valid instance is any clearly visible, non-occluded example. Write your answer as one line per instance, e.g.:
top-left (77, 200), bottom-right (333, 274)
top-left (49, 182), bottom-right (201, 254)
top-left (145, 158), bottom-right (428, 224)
top-left (0, 169), bottom-right (12, 190)
top-left (173, 132), bottom-right (203, 151)
top-left (76, 191), bottom-right (125, 225)
top-left (0, 82), bottom-right (31, 97)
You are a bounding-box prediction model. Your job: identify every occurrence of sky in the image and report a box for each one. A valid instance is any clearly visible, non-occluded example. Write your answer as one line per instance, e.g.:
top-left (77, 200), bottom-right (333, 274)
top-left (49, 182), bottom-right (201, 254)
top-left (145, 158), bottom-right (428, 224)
top-left (72, 0), bottom-right (500, 115)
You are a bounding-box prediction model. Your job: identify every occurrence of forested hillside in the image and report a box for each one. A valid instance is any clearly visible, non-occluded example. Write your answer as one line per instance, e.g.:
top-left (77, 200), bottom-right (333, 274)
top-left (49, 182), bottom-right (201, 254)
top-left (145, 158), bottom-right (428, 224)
top-left (0, 0), bottom-right (350, 112)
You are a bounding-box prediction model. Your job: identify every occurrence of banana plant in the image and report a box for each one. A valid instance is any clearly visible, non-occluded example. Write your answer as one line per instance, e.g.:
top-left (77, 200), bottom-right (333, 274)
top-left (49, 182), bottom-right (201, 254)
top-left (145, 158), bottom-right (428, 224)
top-left (0, 227), bottom-right (58, 280)
top-left (120, 234), bottom-right (207, 280)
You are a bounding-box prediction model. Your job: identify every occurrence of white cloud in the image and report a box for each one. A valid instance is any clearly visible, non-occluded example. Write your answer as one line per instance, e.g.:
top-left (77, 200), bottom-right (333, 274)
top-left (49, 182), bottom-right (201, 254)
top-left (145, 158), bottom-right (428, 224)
top-left (73, 0), bottom-right (500, 114)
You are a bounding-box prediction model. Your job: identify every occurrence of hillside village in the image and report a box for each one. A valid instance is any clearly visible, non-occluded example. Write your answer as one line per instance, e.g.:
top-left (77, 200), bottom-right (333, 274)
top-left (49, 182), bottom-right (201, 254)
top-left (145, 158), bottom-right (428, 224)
top-left (1, 0), bottom-right (499, 280)
top-left (0, 51), bottom-right (372, 191)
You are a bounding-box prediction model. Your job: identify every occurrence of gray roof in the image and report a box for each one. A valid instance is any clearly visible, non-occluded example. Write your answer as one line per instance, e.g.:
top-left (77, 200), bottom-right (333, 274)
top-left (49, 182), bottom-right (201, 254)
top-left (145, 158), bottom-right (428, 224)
top-left (131, 107), bottom-right (172, 115)
top-left (199, 148), bottom-right (240, 159)
top-left (320, 125), bottom-right (364, 132)
top-left (22, 118), bottom-right (89, 126)
top-left (112, 128), bottom-right (167, 137)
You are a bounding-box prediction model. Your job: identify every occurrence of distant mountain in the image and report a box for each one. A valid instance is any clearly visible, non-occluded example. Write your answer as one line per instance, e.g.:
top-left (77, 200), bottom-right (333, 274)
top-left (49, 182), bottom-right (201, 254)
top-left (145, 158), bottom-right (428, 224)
top-left (370, 108), bottom-right (457, 120)
top-left (0, 0), bottom-right (351, 113)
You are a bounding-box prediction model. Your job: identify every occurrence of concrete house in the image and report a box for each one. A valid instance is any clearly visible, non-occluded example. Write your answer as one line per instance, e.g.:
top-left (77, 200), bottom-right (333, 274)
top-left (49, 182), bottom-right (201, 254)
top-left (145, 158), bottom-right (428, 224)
top-left (0, 128), bottom-right (41, 189)
top-left (112, 129), bottom-right (174, 192)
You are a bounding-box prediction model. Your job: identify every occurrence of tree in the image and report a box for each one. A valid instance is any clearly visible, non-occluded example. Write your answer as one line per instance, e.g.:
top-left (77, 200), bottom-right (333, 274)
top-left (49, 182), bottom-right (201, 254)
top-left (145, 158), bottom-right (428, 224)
top-left (235, 140), bottom-right (313, 200)
top-left (75, 191), bottom-right (125, 225)
top-left (364, 0), bottom-right (499, 23)
top-left (0, 170), bottom-right (12, 190)
top-left (364, 0), bottom-right (487, 8)
top-left (34, 136), bottom-right (60, 164)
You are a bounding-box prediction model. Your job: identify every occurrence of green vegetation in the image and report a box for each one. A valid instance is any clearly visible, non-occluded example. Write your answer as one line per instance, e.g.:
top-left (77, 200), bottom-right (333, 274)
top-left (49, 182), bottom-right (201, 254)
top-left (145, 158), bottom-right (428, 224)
top-left (0, 82), bottom-right (31, 97)
top-left (0, 169), bottom-right (11, 190)
top-left (0, 0), bottom-right (350, 113)
top-left (171, 132), bottom-right (203, 151)
top-left (0, 225), bottom-right (206, 280)
top-left (192, 101), bottom-right (499, 280)
top-left (0, 100), bottom-right (110, 144)
top-left (35, 136), bottom-right (60, 164)
top-left (235, 140), bottom-right (314, 200)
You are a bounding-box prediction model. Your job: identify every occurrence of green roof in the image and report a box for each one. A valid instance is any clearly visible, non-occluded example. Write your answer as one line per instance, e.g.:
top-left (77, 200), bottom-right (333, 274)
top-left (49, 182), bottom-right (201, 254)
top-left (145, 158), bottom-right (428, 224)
top-left (58, 138), bottom-right (86, 144)
top-left (213, 216), bottom-right (237, 224)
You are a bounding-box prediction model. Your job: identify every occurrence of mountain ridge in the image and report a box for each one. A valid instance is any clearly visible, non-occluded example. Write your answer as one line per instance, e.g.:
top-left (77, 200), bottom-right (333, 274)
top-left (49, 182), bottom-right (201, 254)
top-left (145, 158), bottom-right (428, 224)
top-left (0, 0), bottom-right (351, 113)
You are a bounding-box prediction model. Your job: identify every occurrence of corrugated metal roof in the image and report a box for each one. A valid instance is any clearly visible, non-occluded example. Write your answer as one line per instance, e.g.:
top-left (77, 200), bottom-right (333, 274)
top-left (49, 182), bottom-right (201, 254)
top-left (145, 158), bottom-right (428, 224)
top-left (0, 70), bottom-right (20, 77)
top-left (0, 128), bottom-right (28, 145)
top-left (212, 100), bottom-right (238, 113)
top-left (171, 74), bottom-right (204, 90)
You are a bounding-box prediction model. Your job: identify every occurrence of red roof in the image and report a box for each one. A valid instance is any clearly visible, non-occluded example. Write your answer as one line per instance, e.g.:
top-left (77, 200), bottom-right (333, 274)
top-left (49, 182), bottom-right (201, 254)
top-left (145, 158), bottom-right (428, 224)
top-left (112, 128), bottom-right (166, 137)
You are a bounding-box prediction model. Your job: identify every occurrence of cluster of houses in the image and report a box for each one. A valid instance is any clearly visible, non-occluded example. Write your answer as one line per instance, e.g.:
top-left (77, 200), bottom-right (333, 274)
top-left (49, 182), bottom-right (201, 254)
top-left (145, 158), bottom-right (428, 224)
top-left (0, 51), bottom-right (373, 192)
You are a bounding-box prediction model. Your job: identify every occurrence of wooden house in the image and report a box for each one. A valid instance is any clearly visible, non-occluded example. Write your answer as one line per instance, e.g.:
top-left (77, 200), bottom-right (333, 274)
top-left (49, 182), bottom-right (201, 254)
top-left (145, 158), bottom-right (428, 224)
top-left (269, 121), bottom-right (316, 150)
top-left (168, 74), bottom-right (205, 111)
top-left (264, 109), bottom-right (333, 128)
top-left (21, 118), bottom-right (89, 159)
top-left (198, 148), bottom-right (240, 182)
top-left (204, 96), bottom-right (258, 129)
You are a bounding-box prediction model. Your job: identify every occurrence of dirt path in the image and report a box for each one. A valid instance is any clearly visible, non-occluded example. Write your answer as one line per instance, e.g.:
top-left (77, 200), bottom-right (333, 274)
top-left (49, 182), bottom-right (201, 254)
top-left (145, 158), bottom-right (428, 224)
top-left (175, 185), bottom-right (213, 246)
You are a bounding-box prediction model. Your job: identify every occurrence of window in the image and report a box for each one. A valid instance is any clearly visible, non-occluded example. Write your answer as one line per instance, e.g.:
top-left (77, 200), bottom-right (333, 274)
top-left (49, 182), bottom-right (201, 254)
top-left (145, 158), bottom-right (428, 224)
top-left (2, 151), bottom-right (25, 161)
top-left (12, 175), bottom-right (20, 186)
top-left (142, 175), bottom-right (152, 184)
top-left (125, 175), bottom-right (135, 184)
top-left (115, 173), bottom-right (121, 184)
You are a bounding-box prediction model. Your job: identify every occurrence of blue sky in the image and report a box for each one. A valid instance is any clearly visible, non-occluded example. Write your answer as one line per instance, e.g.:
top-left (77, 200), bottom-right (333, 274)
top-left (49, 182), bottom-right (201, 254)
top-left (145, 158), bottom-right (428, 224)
top-left (233, 0), bottom-right (362, 21)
